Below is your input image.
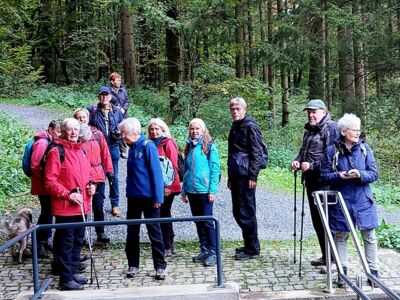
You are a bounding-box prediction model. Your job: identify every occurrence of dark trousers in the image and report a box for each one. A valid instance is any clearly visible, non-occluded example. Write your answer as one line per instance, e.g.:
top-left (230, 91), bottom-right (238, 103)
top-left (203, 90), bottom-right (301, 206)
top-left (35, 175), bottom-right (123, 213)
top-left (187, 193), bottom-right (216, 252)
top-left (305, 178), bottom-right (327, 260)
top-left (125, 197), bottom-right (166, 270)
top-left (231, 176), bottom-right (260, 254)
top-left (53, 215), bottom-right (85, 283)
top-left (108, 144), bottom-right (120, 208)
top-left (37, 195), bottom-right (53, 243)
top-left (92, 182), bottom-right (105, 235)
top-left (160, 193), bottom-right (178, 250)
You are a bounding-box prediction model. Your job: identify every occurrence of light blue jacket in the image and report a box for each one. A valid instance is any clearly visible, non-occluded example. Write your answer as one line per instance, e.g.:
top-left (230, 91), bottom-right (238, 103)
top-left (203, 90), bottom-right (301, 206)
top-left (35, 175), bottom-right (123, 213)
top-left (182, 141), bottom-right (221, 196)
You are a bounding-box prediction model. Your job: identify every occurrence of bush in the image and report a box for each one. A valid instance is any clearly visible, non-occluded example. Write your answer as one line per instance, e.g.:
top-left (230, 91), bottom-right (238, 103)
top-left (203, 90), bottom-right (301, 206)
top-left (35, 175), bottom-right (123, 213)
top-left (377, 220), bottom-right (400, 252)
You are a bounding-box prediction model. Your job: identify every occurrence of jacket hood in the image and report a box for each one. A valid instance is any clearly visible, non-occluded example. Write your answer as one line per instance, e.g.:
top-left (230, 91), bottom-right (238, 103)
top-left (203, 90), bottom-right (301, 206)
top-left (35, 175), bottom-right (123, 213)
top-left (34, 129), bottom-right (51, 141)
top-left (335, 136), bottom-right (365, 155)
top-left (233, 115), bottom-right (257, 128)
top-left (304, 113), bottom-right (332, 132)
top-left (54, 137), bottom-right (84, 151)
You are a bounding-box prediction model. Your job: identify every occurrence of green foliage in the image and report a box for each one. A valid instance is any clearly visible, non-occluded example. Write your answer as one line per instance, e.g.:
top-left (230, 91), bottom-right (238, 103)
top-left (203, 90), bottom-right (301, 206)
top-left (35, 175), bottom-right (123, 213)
top-left (372, 183), bottom-right (400, 206)
top-left (377, 220), bottom-right (400, 252)
top-left (0, 112), bottom-right (33, 213)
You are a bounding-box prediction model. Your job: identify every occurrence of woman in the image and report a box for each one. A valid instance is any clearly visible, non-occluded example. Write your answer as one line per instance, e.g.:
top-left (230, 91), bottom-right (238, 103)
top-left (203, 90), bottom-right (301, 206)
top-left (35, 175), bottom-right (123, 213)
top-left (181, 118), bottom-right (221, 267)
top-left (44, 118), bottom-right (96, 291)
top-left (147, 118), bottom-right (181, 257)
top-left (74, 108), bottom-right (114, 244)
top-left (108, 72), bottom-right (130, 159)
top-left (321, 113), bottom-right (379, 288)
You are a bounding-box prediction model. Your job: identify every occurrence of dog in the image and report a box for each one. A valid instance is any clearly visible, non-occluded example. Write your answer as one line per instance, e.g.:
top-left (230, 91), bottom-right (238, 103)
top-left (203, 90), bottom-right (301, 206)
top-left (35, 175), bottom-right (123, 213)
top-left (0, 208), bottom-right (33, 263)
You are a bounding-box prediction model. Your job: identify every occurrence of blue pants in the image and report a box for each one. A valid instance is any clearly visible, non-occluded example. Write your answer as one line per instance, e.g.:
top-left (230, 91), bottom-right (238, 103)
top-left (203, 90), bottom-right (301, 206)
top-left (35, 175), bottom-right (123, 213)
top-left (37, 195), bottom-right (53, 242)
top-left (187, 193), bottom-right (216, 252)
top-left (92, 182), bottom-right (106, 234)
top-left (53, 215), bottom-right (85, 283)
top-left (125, 197), bottom-right (166, 270)
top-left (230, 176), bottom-right (260, 254)
top-left (108, 144), bottom-right (120, 208)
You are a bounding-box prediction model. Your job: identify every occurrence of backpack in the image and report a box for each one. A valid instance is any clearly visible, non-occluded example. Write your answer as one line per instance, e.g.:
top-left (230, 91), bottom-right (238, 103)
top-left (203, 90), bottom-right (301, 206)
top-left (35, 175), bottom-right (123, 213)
top-left (144, 141), bottom-right (175, 186)
top-left (332, 143), bottom-right (367, 172)
top-left (22, 138), bottom-right (50, 177)
top-left (162, 142), bottom-right (184, 183)
top-left (40, 143), bottom-right (65, 178)
top-left (259, 140), bottom-right (268, 169)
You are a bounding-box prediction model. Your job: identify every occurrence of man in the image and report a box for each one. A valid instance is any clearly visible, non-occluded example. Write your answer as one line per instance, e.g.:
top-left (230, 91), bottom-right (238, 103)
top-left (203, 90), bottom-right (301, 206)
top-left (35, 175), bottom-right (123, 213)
top-left (30, 120), bottom-right (61, 257)
top-left (118, 117), bottom-right (167, 280)
top-left (88, 87), bottom-right (124, 217)
top-left (227, 97), bottom-right (266, 260)
top-left (291, 99), bottom-right (338, 267)
top-left (74, 108), bottom-right (114, 243)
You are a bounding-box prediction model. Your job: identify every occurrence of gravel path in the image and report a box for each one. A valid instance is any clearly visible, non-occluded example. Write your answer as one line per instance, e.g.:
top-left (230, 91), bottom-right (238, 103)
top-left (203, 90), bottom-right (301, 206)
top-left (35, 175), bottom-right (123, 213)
top-left (1, 103), bottom-right (399, 243)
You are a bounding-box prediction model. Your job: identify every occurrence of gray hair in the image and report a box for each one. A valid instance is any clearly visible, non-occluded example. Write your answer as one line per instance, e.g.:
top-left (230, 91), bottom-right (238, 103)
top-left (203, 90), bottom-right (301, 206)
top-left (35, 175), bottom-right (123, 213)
top-left (61, 118), bottom-right (80, 133)
top-left (79, 123), bottom-right (92, 141)
top-left (337, 113), bottom-right (361, 133)
top-left (73, 108), bottom-right (89, 119)
top-left (118, 117), bottom-right (141, 134)
top-left (229, 97), bottom-right (247, 110)
top-left (146, 118), bottom-right (171, 138)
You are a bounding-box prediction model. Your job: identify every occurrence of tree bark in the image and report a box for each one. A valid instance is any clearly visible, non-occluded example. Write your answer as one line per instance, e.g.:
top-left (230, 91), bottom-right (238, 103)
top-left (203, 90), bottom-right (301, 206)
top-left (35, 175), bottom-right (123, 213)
top-left (248, 0), bottom-right (256, 76)
top-left (120, 4), bottom-right (138, 89)
top-left (260, 0), bottom-right (268, 83)
top-left (308, 8), bottom-right (324, 100)
top-left (278, 0), bottom-right (289, 126)
top-left (267, 0), bottom-right (276, 127)
top-left (235, 1), bottom-right (245, 78)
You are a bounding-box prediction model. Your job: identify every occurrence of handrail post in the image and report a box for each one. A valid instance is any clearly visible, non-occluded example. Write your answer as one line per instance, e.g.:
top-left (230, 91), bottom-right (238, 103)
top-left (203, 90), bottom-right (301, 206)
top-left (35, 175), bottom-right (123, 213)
top-left (213, 218), bottom-right (224, 288)
top-left (323, 192), bottom-right (334, 293)
top-left (31, 229), bottom-right (39, 293)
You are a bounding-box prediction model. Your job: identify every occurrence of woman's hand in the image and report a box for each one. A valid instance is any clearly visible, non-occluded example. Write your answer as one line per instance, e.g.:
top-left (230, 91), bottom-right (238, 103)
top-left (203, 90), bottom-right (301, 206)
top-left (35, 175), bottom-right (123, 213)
top-left (86, 183), bottom-right (97, 196)
top-left (69, 192), bottom-right (83, 205)
top-left (208, 194), bottom-right (216, 203)
top-left (164, 188), bottom-right (172, 197)
top-left (181, 194), bottom-right (188, 203)
top-left (339, 169), bottom-right (360, 179)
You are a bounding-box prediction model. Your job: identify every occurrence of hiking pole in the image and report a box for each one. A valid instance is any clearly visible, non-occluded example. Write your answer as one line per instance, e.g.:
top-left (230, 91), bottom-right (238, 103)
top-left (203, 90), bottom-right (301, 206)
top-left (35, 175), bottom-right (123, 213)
top-left (79, 203), bottom-right (100, 289)
top-left (293, 169), bottom-right (298, 264)
top-left (298, 176), bottom-right (306, 278)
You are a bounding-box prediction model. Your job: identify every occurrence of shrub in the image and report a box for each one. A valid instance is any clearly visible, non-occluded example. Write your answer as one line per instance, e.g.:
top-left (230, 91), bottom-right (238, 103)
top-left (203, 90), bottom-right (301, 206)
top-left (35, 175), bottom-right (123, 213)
top-left (377, 220), bottom-right (400, 252)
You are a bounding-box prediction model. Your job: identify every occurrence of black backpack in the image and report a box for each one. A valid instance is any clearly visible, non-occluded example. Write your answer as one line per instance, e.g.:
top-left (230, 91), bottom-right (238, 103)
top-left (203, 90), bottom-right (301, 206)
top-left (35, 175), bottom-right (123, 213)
top-left (40, 143), bottom-right (65, 178)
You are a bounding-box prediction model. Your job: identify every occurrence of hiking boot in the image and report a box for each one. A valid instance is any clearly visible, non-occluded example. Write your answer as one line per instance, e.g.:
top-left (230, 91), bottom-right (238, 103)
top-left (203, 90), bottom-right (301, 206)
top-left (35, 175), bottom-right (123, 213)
top-left (204, 250), bottom-right (217, 267)
top-left (155, 269), bottom-right (166, 280)
top-left (80, 254), bottom-right (90, 262)
top-left (112, 207), bottom-right (121, 217)
top-left (170, 241), bottom-right (176, 254)
top-left (235, 246), bottom-right (247, 254)
top-left (234, 251), bottom-right (260, 261)
top-left (337, 266), bottom-right (348, 288)
top-left (164, 248), bottom-right (173, 258)
top-left (310, 257), bottom-right (326, 266)
top-left (97, 233), bottom-right (110, 244)
top-left (368, 269), bottom-right (379, 288)
top-left (59, 280), bottom-right (84, 291)
top-left (37, 243), bottom-right (49, 259)
top-left (126, 267), bottom-right (140, 278)
top-left (73, 263), bottom-right (87, 274)
top-left (73, 274), bottom-right (88, 285)
top-left (192, 247), bottom-right (209, 263)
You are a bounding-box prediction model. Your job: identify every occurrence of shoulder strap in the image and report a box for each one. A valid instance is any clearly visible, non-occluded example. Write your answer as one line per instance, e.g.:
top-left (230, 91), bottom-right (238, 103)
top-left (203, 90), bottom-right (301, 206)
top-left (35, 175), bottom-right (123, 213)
top-left (332, 144), bottom-right (340, 172)
top-left (360, 143), bottom-right (367, 157)
top-left (206, 141), bottom-right (213, 160)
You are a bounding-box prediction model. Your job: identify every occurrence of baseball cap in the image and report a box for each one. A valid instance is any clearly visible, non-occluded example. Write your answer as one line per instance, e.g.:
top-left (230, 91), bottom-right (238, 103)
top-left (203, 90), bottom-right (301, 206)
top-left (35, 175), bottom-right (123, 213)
top-left (303, 99), bottom-right (326, 111)
top-left (98, 86), bottom-right (111, 95)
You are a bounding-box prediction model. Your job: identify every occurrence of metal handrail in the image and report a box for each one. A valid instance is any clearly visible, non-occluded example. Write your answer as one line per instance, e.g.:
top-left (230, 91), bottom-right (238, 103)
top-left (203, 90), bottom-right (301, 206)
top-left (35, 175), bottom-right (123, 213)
top-left (0, 216), bottom-right (224, 299)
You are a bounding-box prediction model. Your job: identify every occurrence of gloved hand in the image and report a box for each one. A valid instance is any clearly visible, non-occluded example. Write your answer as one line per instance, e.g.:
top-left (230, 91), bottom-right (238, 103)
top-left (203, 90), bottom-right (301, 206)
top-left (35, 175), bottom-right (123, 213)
top-left (106, 173), bottom-right (114, 185)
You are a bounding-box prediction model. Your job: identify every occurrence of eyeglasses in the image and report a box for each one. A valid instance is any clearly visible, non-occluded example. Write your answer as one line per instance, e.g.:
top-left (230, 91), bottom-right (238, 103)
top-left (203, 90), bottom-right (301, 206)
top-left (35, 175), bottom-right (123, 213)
top-left (348, 128), bottom-right (362, 133)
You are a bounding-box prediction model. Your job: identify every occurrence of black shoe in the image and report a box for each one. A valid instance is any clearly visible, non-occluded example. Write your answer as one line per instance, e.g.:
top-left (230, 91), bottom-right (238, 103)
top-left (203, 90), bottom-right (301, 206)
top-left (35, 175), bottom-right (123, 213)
top-left (310, 257), bottom-right (326, 266)
top-left (337, 266), bottom-right (348, 288)
top-left (59, 280), bottom-right (84, 291)
top-left (80, 254), bottom-right (90, 262)
top-left (192, 247), bottom-right (209, 262)
top-left (97, 233), bottom-right (110, 244)
top-left (170, 241), bottom-right (176, 254)
top-left (235, 247), bottom-right (247, 254)
top-left (204, 250), bottom-right (217, 267)
top-left (155, 269), bottom-right (166, 280)
top-left (368, 269), bottom-right (379, 287)
top-left (234, 251), bottom-right (260, 261)
top-left (73, 274), bottom-right (88, 285)
top-left (73, 263), bottom-right (87, 274)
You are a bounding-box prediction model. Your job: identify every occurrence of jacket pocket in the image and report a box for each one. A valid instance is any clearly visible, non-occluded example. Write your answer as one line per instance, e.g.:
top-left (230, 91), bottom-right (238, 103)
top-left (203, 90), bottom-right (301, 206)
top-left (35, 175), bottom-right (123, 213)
top-left (228, 152), bottom-right (249, 176)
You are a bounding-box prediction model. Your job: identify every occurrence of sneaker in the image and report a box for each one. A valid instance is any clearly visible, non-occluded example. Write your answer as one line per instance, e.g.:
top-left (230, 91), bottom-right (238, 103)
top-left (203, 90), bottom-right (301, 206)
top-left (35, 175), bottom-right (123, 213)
top-left (97, 233), bottom-right (110, 244)
top-left (310, 257), bottom-right (326, 266)
top-left (155, 269), bottom-right (166, 280)
top-left (204, 250), bottom-right (217, 267)
top-left (59, 280), bottom-right (84, 291)
top-left (112, 207), bottom-right (121, 217)
top-left (367, 269), bottom-right (379, 287)
top-left (126, 267), bottom-right (140, 278)
top-left (73, 274), bottom-right (88, 285)
top-left (234, 251), bottom-right (260, 261)
top-left (192, 247), bottom-right (209, 262)
top-left (74, 263), bottom-right (87, 274)
top-left (164, 248), bottom-right (173, 257)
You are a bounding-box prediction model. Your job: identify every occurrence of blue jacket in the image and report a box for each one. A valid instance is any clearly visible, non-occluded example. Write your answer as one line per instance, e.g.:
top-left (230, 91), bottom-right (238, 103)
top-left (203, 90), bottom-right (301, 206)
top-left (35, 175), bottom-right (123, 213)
top-left (126, 135), bottom-right (164, 203)
top-left (182, 140), bottom-right (221, 196)
top-left (108, 84), bottom-right (130, 117)
top-left (321, 138), bottom-right (379, 232)
top-left (88, 103), bottom-right (124, 145)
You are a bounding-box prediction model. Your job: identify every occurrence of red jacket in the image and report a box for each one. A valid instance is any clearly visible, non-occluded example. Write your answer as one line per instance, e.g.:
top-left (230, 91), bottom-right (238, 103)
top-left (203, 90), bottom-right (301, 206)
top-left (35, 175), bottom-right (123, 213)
top-left (158, 137), bottom-right (181, 193)
top-left (30, 130), bottom-right (52, 195)
top-left (81, 127), bottom-right (113, 183)
top-left (44, 138), bottom-right (93, 217)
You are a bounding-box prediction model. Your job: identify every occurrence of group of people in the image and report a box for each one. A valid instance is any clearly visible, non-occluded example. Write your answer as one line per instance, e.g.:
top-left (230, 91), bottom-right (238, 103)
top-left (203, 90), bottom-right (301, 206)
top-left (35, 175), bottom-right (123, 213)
top-left (29, 72), bottom-right (379, 291)
top-left (292, 99), bottom-right (380, 287)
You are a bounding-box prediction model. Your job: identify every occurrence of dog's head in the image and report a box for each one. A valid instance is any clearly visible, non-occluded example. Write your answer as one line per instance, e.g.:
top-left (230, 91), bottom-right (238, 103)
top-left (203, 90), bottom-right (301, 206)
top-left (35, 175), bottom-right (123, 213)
top-left (9, 208), bottom-right (33, 234)
top-left (17, 208), bottom-right (33, 224)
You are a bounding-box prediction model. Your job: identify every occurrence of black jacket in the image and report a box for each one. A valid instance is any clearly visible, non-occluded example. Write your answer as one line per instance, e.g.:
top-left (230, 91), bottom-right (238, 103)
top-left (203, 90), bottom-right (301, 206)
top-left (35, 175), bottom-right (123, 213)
top-left (228, 116), bottom-right (265, 181)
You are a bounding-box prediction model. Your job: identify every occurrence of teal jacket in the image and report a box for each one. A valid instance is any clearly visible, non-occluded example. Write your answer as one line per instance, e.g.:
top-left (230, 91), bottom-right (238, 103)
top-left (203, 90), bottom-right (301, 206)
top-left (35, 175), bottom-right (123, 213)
top-left (182, 141), bottom-right (221, 196)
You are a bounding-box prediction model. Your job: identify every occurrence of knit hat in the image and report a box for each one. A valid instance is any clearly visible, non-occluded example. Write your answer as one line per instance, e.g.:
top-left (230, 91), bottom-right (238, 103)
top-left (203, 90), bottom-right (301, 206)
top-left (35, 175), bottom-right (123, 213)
top-left (189, 118), bottom-right (206, 132)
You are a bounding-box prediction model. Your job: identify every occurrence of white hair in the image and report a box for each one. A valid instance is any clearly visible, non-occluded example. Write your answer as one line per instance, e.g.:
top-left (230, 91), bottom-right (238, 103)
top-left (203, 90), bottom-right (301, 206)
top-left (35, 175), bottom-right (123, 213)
top-left (73, 108), bottom-right (89, 119)
top-left (118, 117), bottom-right (141, 134)
top-left (229, 97), bottom-right (247, 110)
top-left (61, 118), bottom-right (80, 133)
top-left (337, 113), bottom-right (361, 133)
top-left (146, 118), bottom-right (171, 138)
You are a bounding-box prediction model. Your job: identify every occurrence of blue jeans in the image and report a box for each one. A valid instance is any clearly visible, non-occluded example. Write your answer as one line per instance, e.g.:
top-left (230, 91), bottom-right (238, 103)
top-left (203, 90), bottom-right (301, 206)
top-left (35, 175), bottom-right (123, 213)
top-left (92, 182), bottom-right (105, 234)
top-left (187, 193), bottom-right (216, 252)
top-left (108, 144), bottom-right (120, 208)
top-left (37, 195), bottom-right (53, 242)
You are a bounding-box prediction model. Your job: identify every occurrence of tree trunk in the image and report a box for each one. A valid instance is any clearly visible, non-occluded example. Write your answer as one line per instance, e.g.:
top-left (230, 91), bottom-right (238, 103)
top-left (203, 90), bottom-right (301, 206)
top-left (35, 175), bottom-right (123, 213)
top-left (248, 0), bottom-right (256, 76)
top-left (235, 1), bottom-right (245, 78)
top-left (278, 0), bottom-right (289, 126)
top-left (267, 0), bottom-right (276, 127)
top-left (260, 0), bottom-right (268, 83)
top-left (120, 4), bottom-right (138, 89)
top-left (324, 7), bottom-right (332, 109)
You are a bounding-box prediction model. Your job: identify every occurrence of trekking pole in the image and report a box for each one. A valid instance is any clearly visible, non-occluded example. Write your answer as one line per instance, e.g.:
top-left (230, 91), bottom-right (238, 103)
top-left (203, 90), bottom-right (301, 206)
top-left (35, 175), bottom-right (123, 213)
top-left (79, 203), bottom-right (100, 289)
top-left (298, 177), bottom-right (306, 278)
top-left (293, 169), bottom-right (298, 264)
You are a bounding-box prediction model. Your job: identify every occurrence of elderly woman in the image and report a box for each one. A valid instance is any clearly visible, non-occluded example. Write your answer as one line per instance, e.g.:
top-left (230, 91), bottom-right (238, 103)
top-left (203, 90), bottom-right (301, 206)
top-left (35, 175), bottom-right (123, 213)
top-left (181, 118), bottom-right (221, 267)
top-left (74, 108), bottom-right (114, 244)
top-left (321, 113), bottom-right (379, 288)
top-left (119, 118), bottom-right (167, 280)
top-left (147, 118), bottom-right (181, 257)
top-left (44, 118), bottom-right (96, 291)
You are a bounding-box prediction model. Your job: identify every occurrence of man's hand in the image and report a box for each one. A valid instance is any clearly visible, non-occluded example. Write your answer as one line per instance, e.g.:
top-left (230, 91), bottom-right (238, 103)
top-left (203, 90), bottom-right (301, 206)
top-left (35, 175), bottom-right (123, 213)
top-left (291, 160), bottom-right (300, 170)
top-left (249, 179), bottom-right (257, 189)
top-left (106, 173), bottom-right (114, 185)
top-left (164, 188), bottom-right (172, 197)
top-left (301, 162), bottom-right (310, 172)
top-left (153, 203), bottom-right (161, 209)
